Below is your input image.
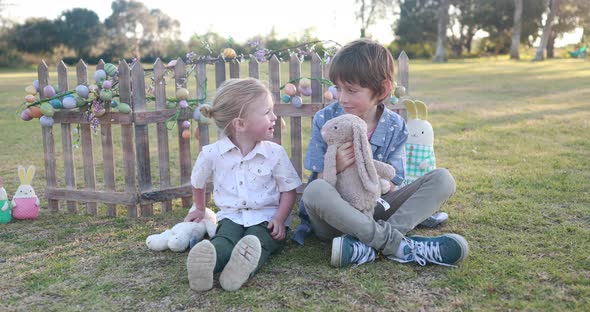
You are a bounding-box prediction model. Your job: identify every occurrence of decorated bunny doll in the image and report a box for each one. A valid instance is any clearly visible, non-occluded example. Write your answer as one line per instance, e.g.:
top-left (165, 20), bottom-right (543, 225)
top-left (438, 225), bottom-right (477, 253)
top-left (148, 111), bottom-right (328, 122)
top-left (0, 177), bottom-right (12, 224)
top-left (12, 165), bottom-right (40, 220)
top-left (401, 100), bottom-right (436, 187)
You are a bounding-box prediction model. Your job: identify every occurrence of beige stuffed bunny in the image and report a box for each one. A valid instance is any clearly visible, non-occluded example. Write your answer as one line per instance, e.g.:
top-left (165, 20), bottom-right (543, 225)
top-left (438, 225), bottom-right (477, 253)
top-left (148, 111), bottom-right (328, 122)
top-left (321, 114), bottom-right (396, 216)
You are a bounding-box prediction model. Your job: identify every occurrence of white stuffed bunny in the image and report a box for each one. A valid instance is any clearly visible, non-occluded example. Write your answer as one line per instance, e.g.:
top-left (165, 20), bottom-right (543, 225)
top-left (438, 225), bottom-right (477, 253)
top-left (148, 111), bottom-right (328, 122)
top-left (12, 165), bottom-right (40, 220)
top-left (401, 99), bottom-right (436, 187)
top-left (0, 177), bottom-right (12, 224)
top-left (146, 206), bottom-right (217, 252)
top-left (321, 114), bottom-right (396, 217)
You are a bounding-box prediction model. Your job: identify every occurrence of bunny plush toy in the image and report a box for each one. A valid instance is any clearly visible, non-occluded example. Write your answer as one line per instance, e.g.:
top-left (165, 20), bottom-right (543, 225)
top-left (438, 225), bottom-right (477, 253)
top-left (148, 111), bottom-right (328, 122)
top-left (12, 165), bottom-right (40, 220)
top-left (401, 99), bottom-right (436, 187)
top-left (321, 114), bottom-right (396, 217)
top-left (0, 177), bottom-right (12, 224)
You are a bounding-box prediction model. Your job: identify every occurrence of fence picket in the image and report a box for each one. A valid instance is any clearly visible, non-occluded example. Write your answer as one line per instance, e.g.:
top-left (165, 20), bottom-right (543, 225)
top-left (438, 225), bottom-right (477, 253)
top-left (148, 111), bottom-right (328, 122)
top-left (174, 58), bottom-right (192, 208)
top-left (269, 55), bottom-right (281, 144)
top-left (118, 60), bottom-right (138, 218)
top-left (289, 54), bottom-right (303, 178)
top-left (154, 58), bottom-right (172, 213)
top-left (58, 61), bottom-right (77, 213)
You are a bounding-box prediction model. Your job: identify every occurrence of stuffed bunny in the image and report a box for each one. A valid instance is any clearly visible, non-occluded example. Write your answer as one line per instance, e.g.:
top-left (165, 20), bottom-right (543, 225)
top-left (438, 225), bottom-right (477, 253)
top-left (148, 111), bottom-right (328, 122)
top-left (402, 99), bottom-right (436, 187)
top-left (0, 177), bottom-right (12, 224)
top-left (321, 114), bottom-right (396, 216)
top-left (146, 206), bottom-right (217, 252)
top-left (12, 165), bottom-right (40, 220)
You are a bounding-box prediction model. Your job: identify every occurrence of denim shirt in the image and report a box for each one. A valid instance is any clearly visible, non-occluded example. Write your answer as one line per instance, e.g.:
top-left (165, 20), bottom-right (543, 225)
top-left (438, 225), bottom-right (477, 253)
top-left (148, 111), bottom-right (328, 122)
top-left (291, 102), bottom-right (408, 245)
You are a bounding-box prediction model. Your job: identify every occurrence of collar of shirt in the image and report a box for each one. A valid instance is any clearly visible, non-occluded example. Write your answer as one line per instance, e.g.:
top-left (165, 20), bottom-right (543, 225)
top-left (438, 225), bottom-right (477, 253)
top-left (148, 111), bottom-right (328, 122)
top-left (217, 136), bottom-right (270, 160)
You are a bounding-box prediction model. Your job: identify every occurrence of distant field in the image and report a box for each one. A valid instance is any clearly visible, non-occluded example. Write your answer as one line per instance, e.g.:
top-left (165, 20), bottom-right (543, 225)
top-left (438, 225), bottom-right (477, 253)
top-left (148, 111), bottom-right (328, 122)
top-left (1, 57), bottom-right (589, 310)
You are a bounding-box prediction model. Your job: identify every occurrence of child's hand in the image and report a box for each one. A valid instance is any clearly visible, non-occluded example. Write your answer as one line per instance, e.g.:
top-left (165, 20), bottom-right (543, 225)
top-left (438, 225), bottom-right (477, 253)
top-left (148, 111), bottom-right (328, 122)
top-left (336, 141), bottom-right (355, 173)
top-left (184, 208), bottom-right (205, 222)
top-left (267, 219), bottom-right (286, 240)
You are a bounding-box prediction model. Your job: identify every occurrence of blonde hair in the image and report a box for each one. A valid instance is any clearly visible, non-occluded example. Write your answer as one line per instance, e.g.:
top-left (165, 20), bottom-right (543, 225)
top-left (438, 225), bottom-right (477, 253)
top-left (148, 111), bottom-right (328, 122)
top-left (200, 78), bottom-right (270, 137)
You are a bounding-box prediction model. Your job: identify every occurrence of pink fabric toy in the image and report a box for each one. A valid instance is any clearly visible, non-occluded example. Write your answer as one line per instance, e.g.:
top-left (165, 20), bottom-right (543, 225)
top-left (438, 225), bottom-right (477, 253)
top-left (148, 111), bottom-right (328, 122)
top-left (12, 165), bottom-right (40, 220)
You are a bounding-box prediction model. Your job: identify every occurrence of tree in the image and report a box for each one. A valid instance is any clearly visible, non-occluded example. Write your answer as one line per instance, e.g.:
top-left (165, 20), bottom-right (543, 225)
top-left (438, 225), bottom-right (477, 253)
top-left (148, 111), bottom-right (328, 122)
top-left (433, 0), bottom-right (450, 62)
top-left (534, 0), bottom-right (560, 61)
top-left (10, 18), bottom-right (60, 53)
top-left (546, 0), bottom-right (590, 58)
top-left (510, 0), bottom-right (524, 59)
top-left (57, 8), bottom-right (103, 60)
top-left (355, 0), bottom-right (390, 38)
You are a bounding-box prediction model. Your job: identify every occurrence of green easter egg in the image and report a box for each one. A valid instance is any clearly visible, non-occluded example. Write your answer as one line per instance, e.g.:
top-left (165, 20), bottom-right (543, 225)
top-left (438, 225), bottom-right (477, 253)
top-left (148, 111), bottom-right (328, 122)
top-left (104, 63), bottom-right (117, 76)
top-left (166, 101), bottom-right (177, 109)
top-left (74, 95), bottom-right (87, 107)
top-left (40, 102), bottom-right (55, 117)
top-left (117, 103), bottom-right (131, 114)
top-left (100, 90), bottom-right (113, 101)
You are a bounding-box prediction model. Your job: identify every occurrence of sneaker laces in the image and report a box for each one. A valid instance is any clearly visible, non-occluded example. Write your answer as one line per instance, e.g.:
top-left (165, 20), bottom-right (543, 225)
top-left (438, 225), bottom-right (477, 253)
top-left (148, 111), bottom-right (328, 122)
top-left (405, 238), bottom-right (455, 267)
top-left (350, 240), bottom-right (376, 266)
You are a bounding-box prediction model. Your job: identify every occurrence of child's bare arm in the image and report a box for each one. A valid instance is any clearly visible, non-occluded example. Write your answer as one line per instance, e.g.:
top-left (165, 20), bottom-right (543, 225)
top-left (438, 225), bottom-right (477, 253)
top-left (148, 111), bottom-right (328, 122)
top-left (184, 186), bottom-right (206, 222)
top-left (268, 189), bottom-right (297, 240)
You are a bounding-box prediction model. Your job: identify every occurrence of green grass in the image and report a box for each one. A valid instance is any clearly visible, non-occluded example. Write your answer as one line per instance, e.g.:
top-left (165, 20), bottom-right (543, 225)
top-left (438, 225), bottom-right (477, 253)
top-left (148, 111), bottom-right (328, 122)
top-left (1, 56), bottom-right (589, 310)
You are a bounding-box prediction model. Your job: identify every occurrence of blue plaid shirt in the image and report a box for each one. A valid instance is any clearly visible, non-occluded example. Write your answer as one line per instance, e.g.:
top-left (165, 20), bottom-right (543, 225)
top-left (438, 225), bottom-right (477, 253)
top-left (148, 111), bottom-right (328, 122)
top-left (292, 102), bottom-right (408, 245)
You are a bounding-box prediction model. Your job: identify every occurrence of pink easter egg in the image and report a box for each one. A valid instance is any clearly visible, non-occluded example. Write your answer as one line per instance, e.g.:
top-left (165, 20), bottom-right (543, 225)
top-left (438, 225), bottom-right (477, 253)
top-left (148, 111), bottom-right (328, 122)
top-left (284, 83), bottom-right (297, 96)
top-left (300, 86), bottom-right (312, 96)
top-left (21, 109), bottom-right (33, 121)
top-left (179, 100), bottom-right (188, 108)
top-left (43, 85), bottom-right (56, 98)
top-left (102, 80), bottom-right (112, 89)
top-left (182, 120), bottom-right (191, 128)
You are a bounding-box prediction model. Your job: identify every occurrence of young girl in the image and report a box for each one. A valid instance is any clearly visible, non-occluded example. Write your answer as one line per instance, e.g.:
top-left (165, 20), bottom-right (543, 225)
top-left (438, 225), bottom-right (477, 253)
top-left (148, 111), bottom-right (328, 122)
top-left (185, 78), bottom-right (301, 291)
top-left (296, 39), bottom-right (469, 267)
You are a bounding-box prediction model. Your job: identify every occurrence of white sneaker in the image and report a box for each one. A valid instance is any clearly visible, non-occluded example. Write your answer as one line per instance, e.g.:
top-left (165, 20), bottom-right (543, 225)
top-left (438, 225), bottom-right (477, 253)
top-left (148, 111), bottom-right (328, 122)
top-left (219, 235), bottom-right (262, 291)
top-left (187, 240), bottom-right (216, 291)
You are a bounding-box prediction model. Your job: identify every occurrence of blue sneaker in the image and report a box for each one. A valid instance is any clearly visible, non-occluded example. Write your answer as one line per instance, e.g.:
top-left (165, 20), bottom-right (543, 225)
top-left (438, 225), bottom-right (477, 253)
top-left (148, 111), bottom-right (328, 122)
top-left (419, 212), bottom-right (449, 228)
top-left (331, 235), bottom-right (376, 268)
top-left (389, 234), bottom-right (469, 267)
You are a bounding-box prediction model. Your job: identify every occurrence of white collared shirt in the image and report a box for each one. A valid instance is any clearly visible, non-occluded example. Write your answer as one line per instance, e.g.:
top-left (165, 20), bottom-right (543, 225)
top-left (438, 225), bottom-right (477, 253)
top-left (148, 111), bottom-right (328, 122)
top-left (191, 136), bottom-right (302, 227)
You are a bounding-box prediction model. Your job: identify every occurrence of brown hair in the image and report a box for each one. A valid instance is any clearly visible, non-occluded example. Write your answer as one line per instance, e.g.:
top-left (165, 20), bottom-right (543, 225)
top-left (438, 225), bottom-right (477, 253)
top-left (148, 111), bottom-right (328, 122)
top-left (200, 78), bottom-right (270, 137)
top-left (328, 38), bottom-right (395, 102)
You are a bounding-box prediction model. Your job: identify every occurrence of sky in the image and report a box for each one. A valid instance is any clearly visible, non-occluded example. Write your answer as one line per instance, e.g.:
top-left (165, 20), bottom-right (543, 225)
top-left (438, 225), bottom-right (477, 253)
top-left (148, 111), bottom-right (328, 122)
top-left (3, 0), bottom-right (582, 47)
top-left (3, 0), bottom-right (396, 45)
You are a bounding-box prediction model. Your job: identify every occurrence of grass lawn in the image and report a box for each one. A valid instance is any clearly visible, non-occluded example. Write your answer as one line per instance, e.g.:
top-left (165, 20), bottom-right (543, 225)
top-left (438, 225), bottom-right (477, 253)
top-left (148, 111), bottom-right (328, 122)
top-left (1, 56), bottom-right (589, 311)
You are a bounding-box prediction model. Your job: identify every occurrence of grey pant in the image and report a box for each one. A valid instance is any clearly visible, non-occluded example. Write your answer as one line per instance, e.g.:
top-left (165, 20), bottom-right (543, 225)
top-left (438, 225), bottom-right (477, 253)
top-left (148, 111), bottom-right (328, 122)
top-left (302, 168), bottom-right (456, 256)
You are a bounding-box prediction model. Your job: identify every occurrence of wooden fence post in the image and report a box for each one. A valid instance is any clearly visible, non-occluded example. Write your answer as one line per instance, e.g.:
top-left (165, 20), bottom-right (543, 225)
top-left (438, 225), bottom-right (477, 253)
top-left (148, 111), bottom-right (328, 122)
top-left (153, 58), bottom-right (172, 213)
top-left (57, 61), bottom-right (77, 214)
top-left (97, 60), bottom-right (117, 217)
top-left (118, 60), bottom-right (138, 218)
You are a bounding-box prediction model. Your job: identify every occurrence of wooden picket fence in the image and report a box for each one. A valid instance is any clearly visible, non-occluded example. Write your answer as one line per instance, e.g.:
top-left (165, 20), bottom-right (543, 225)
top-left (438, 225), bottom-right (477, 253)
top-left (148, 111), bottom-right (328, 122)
top-left (37, 52), bottom-right (410, 218)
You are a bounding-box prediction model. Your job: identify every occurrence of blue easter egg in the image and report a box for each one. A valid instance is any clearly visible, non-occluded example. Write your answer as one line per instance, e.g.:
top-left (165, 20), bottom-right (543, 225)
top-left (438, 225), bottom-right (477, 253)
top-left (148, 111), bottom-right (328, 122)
top-left (192, 108), bottom-right (201, 121)
top-left (111, 100), bottom-right (119, 108)
top-left (49, 99), bottom-right (62, 109)
top-left (62, 96), bottom-right (77, 109)
top-left (94, 70), bottom-right (107, 83)
top-left (40, 115), bottom-right (54, 127)
top-left (76, 85), bottom-right (90, 98)
top-left (390, 96), bottom-right (399, 104)
top-left (328, 85), bottom-right (338, 98)
top-left (281, 94), bottom-right (291, 103)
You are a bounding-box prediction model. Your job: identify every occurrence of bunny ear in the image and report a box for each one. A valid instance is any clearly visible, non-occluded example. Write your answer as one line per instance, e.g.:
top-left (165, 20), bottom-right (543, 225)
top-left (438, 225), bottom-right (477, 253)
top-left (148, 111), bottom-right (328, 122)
top-left (352, 121), bottom-right (379, 194)
top-left (415, 101), bottom-right (428, 120)
top-left (403, 99), bottom-right (417, 120)
top-left (25, 165), bottom-right (36, 184)
top-left (18, 165), bottom-right (26, 184)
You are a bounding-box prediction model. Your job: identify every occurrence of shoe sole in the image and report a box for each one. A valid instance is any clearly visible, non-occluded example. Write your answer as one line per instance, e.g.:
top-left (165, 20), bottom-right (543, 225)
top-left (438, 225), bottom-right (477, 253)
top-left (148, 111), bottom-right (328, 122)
top-left (219, 235), bottom-right (261, 291)
top-left (419, 212), bottom-right (449, 228)
top-left (330, 236), bottom-right (344, 267)
top-left (187, 240), bottom-right (216, 291)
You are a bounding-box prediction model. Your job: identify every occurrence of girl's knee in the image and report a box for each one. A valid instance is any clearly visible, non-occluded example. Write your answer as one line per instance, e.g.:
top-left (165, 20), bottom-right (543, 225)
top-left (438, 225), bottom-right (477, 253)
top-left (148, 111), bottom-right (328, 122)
top-left (431, 168), bottom-right (456, 196)
top-left (302, 179), bottom-right (331, 204)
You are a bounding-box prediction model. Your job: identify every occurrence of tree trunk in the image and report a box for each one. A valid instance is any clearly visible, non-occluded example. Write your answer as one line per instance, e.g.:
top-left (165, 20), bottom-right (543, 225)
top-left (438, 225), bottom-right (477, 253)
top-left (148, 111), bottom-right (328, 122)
top-left (433, 0), bottom-right (450, 62)
top-left (534, 0), bottom-right (560, 61)
top-left (361, 28), bottom-right (366, 38)
top-left (547, 31), bottom-right (556, 58)
top-left (510, 0), bottom-right (524, 60)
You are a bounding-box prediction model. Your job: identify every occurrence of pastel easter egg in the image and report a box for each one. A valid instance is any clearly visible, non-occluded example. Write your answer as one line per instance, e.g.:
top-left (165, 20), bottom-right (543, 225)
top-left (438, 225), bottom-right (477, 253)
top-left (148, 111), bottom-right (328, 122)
top-left (40, 102), bottom-right (55, 117)
top-left (103, 63), bottom-right (117, 76)
top-left (299, 86), bottom-right (312, 96)
top-left (25, 94), bottom-right (36, 103)
top-left (394, 85), bottom-right (406, 98)
top-left (94, 69), bottom-right (107, 83)
top-left (99, 90), bottom-right (113, 101)
top-left (176, 88), bottom-right (189, 100)
top-left (328, 85), bottom-right (338, 98)
top-left (88, 84), bottom-right (99, 93)
top-left (199, 115), bottom-right (209, 123)
top-left (390, 96), bottom-right (399, 104)
top-left (25, 85), bottom-right (38, 95)
top-left (291, 96), bottom-right (302, 108)
top-left (94, 107), bottom-right (106, 117)
top-left (74, 95), bottom-right (87, 107)
top-left (117, 103), bottom-right (131, 114)
top-left (32, 80), bottom-right (40, 91)
top-left (40, 116), bottom-right (54, 127)
top-left (21, 109), bottom-right (33, 121)
top-left (223, 48), bottom-right (237, 59)
top-left (192, 108), bottom-right (201, 120)
top-left (179, 100), bottom-right (188, 108)
top-left (299, 78), bottom-right (311, 89)
top-left (166, 60), bottom-right (177, 68)
top-left (76, 85), bottom-right (90, 98)
top-left (166, 101), bottom-right (177, 109)
top-left (182, 120), bottom-right (191, 129)
top-left (323, 90), bottom-right (334, 101)
top-left (181, 129), bottom-right (191, 139)
top-left (281, 94), bottom-right (291, 103)
top-left (49, 99), bottom-right (62, 109)
top-left (110, 100), bottom-right (119, 108)
top-left (28, 106), bottom-right (43, 118)
top-left (284, 83), bottom-right (297, 96)
top-left (62, 96), bottom-right (77, 109)
top-left (43, 85), bottom-right (56, 98)
top-left (102, 80), bottom-right (112, 89)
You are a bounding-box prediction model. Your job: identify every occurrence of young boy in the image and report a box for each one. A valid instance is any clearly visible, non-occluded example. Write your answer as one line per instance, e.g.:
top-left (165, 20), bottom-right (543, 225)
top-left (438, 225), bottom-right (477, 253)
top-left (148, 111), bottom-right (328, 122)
top-left (293, 39), bottom-right (468, 267)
